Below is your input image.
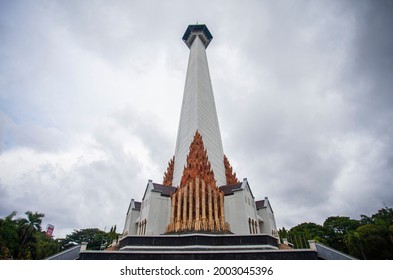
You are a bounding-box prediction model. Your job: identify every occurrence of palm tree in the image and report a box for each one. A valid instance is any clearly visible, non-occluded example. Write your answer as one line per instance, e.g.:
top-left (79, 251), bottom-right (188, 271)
top-left (18, 211), bottom-right (45, 249)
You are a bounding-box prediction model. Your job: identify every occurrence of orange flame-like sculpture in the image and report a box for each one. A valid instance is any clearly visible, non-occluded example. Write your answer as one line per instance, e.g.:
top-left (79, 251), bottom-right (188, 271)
top-left (224, 155), bottom-right (239, 185)
top-left (163, 156), bottom-right (175, 186)
top-left (166, 131), bottom-right (230, 233)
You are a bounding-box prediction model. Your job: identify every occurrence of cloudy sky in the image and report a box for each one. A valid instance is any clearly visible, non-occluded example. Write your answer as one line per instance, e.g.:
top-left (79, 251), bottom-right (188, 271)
top-left (1, 0), bottom-right (392, 238)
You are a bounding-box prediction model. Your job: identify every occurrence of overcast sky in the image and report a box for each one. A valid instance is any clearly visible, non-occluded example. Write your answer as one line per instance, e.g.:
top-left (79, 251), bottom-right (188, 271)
top-left (1, 0), bottom-right (392, 238)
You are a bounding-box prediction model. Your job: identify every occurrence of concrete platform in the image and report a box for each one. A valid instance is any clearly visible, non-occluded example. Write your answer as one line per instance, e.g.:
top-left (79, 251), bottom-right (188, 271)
top-left (78, 249), bottom-right (318, 260)
top-left (119, 233), bottom-right (278, 251)
top-left (78, 233), bottom-right (316, 260)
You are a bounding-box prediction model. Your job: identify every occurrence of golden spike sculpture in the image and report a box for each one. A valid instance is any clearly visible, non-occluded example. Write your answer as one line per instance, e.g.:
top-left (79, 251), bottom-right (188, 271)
top-left (165, 131), bottom-right (230, 233)
top-left (224, 154), bottom-right (240, 185)
top-left (163, 156), bottom-right (175, 186)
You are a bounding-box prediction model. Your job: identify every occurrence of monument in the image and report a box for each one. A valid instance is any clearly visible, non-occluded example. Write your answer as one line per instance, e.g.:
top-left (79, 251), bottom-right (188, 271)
top-left (115, 24), bottom-right (279, 253)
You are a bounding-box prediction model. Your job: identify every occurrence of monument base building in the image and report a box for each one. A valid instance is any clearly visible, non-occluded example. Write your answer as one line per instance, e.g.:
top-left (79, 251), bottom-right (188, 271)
top-left (122, 179), bottom-right (277, 238)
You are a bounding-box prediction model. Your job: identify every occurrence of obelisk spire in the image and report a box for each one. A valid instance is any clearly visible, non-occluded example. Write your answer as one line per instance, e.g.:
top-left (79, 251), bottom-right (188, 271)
top-left (172, 24), bottom-right (226, 187)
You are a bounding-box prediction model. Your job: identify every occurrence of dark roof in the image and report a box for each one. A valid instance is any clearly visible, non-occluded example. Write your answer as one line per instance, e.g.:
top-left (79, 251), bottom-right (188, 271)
top-left (133, 201), bottom-right (141, 211)
top-left (152, 183), bottom-right (177, 197)
top-left (255, 200), bottom-right (266, 210)
top-left (182, 24), bottom-right (213, 49)
top-left (219, 182), bottom-right (243, 195)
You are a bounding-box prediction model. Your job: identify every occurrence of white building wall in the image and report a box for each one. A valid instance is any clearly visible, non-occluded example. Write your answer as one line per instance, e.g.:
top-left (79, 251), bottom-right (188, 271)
top-left (257, 198), bottom-right (277, 235)
top-left (144, 192), bottom-right (171, 235)
top-left (243, 184), bottom-right (260, 234)
top-left (224, 180), bottom-right (260, 234)
top-left (125, 209), bottom-right (139, 235)
top-left (127, 181), bottom-right (275, 236)
top-left (224, 192), bottom-right (248, 234)
top-left (138, 181), bottom-right (171, 235)
top-left (123, 209), bottom-right (132, 236)
top-left (123, 200), bottom-right (140, 236)
top-left (138, 186), bottom-right (150, 235)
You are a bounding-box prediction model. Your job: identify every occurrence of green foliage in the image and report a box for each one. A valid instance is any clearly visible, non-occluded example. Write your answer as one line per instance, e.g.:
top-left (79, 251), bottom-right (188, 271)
top-left (279, 207), bottom-right (393, 259)
top-left (17, 211), bottom-right (46, 257)
top-left (62, 226), bottom-right (120, 250)
top-left (278, 227), bottom-right (288, 243)
top-left (34, 231), bottom-right (60, 260)
top-left (323, 216), bottom-right (360, 253)
top-left (288, 222), bottom-right (329, 248)
top-left (289, 222), bottom-right (328, 241)
top-left (108, 225), bottom-right (119, 245)
top-left (345, 224), bottom-right (393, 259)
top-left (0, 211), bottom-right (19, 259)
top-left (63, 228), bottom-right (107, 250)
top-left (323, 216), bottom-right (360, 234)
top-left (344, 231), bottom-right (366, 259)
top-left (350, 207), bottom-right (393, 259)
top-left (361, 207), bottom-right (393, 227)
top-left (0, 211), bottom-right (59, 259)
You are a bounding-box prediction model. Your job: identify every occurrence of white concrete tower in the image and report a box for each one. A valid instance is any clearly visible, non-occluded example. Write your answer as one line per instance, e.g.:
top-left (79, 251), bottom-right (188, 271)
top-left (172, 24), bottom-right (226, 187)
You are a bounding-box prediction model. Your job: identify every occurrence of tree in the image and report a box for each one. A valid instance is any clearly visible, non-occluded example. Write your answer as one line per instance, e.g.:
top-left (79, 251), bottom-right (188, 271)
top-left (62, 226), bottom-right (121, 250)
top-left (323, 216), bottom-right (360, 253)
top-left (282, 207), bottom-right (393, 259)
top-left (18, 211), bottom-right (45, 247)
top-left (1, 210), bottom-right (59, 260)
top-left (346, 224), bottom-right (393, 259)
top-left (108, 225), bottom-right (119, 245)
top-left (288, 222), bottom-right (329, 248)
top-left (360, 207), bottom-right (393, 227)
top-left (63, 228), bottom-right (108, 250)
top-left (0, 211), bottom-right (19, 259)
top-left (34, 231), bottom-right (60, 259)
top-left (278, 227), bottom-right (288, 243)
top-left (354, 207), bottom-right (393, 259)
top-left (344, 231), bottom-right (366, 260)
top-left (323, 216), bottom-right (360, 234)
top-left (17, 211), bottom-right (45, 259)
top-left (371, 207), bottom-right (393, 227)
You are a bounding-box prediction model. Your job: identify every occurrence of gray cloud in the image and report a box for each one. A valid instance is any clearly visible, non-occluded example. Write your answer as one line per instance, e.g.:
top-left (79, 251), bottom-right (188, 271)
top-left (0, 112), bottom-right (70, 152)
top-left (215, 0), bottom-right (393, 227)
top-left (0, 129), bottom-right (145, 237)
